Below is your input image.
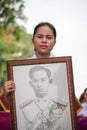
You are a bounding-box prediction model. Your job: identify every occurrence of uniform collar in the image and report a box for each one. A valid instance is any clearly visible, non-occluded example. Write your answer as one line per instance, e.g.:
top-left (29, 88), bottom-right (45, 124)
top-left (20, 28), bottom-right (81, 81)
top-left (35, 96), bottom-right (50, 105)
top-left (34, 96), bottom-right (50, 109)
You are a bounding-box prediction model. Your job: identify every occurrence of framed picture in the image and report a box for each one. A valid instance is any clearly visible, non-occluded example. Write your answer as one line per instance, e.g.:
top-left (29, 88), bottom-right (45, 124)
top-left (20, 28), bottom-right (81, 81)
top-left (6, 56), bottom-right (77, 130)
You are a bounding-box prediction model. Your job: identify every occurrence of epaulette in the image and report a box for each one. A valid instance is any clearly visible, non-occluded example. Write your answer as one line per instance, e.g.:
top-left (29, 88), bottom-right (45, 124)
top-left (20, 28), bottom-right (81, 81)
top-left (19, 99), bottom-right (33, 109)
top-left (51, 98), bottom-right (68, 107)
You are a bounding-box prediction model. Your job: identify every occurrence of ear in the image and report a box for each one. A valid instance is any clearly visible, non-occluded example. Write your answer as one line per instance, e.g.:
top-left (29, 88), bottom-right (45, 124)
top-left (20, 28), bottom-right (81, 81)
top-left (32, 38), bottom-right (35, 46)
top-left (32, 38), bottom-right (36, 50)
top-left (29, 80), bottom-right (33, 87)
top-left (54, 39), bottom-right (56, 46)
top-left (32, 38), bottom-right (34, 43)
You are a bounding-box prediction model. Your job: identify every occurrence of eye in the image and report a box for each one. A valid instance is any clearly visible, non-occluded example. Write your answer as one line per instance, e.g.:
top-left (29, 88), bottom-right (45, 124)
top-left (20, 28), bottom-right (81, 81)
top-left (36, 35), bottom-right (43, 39)
top-left (32, 79), bottom-right (38, 83)
top-left (47, 36), bottom-right (53, 40)
top-left (41, 78), bottom-right (48, 82)
top-left (37, 36), bottom-right (42, 38)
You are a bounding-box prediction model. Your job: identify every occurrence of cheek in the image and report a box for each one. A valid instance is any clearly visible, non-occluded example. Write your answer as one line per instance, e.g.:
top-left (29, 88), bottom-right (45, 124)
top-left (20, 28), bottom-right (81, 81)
top-left (49, 41), bottom-right (55, 48)
top-left (32, 39), bottom-right (38, 47)
top-left (32, 86), bottom-right (38, 92)
top-left (43, 81), bottom-right (50, 87)
top-left (32, 82), bottom-right (38, 87)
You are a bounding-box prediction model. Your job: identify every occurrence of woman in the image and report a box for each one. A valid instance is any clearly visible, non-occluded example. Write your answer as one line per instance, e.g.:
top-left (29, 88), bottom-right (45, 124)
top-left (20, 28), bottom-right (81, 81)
top-left (4, 22), bottom-right (57, 101)
top-left (4, 22), bottom-right (72, 130)
top-left (78, 88), bottom-right (87, 117)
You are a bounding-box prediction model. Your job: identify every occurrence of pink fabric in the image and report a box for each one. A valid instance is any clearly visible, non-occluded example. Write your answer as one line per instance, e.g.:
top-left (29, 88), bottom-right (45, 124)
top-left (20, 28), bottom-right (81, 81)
top-left (1, 112), bottom-right (87, 130)
top-left (78, 116), bottom-right (87, 130)
top-left (0, 112), bottom-right (10, 130)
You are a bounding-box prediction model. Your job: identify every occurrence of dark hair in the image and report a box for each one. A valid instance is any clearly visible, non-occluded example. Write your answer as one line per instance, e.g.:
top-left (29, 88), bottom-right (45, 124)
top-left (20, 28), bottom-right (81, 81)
top-left (84, 88), bottom-right (87, 93)
top-left (33, 22), bottom-right (57, 38)
top-left (29, 66), bottom-right (51, 79)
top-left (79, 93), bottom-right (84, 103)
top-left (79, 88), bottom-right (87, 103)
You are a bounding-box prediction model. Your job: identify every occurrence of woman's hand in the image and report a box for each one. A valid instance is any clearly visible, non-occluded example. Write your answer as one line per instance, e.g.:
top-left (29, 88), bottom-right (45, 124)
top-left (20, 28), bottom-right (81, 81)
top-left (4, 80), bottom-right (16, 101)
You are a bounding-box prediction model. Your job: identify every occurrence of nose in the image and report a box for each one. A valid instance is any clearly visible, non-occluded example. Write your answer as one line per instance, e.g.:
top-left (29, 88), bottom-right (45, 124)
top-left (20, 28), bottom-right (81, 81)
top-left (42, 37), bottom-right (47, 42)
top-left (38, 80), bottom-right (42, 87)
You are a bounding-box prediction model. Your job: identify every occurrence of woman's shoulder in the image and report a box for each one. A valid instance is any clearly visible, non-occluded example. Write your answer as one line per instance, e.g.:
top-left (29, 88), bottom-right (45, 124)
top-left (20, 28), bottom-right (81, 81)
top-left (82, 102), bottom-right (87, 108)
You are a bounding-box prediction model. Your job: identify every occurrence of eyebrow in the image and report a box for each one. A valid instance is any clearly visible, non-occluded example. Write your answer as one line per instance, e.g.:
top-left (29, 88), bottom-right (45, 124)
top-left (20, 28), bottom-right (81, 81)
top-left (36, 34), bottom-right (54, 37)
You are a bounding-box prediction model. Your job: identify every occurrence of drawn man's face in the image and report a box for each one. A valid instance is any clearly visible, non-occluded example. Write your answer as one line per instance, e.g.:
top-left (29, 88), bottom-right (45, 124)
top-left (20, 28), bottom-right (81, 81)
top-left (30, 69), bottom-right (50, 98)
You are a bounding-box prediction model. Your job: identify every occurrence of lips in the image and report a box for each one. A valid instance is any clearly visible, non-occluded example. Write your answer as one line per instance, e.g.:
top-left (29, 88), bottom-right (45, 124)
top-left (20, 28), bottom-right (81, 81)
top-left (38, 88), bottom-right (45, 93)
top-left (40, 45), bottom-right (48, 49)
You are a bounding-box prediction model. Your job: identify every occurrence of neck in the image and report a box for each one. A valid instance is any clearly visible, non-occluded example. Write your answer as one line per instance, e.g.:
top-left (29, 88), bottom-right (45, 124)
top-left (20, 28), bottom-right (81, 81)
top-left (36, 95), bottom-right (48, 99)
top-left (36, 53), bottom-right (50, 58)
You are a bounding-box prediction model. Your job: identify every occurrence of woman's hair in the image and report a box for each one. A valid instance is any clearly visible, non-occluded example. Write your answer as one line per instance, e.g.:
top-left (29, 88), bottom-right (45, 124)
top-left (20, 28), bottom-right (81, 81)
top-left (79, 88), bottom-right (87, 103)
top-left (33, 22), bottom-right (57, 38)
top-left (84, 88), bottom-right (87, 93)
top-left (79, 93), bottom-right (84, 103)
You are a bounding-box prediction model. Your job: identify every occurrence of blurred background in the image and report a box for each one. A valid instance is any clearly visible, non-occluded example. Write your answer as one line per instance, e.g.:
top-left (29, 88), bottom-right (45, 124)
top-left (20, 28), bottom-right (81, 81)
top-left (0, 0), bottom-right (87, 99)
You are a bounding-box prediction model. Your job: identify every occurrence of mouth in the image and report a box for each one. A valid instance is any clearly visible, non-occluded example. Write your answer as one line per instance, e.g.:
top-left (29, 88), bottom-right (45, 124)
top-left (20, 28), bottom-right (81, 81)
top-left (38, 89), bottom-right (45, 93)
top-left (40, 45), bottom-right (48, 49)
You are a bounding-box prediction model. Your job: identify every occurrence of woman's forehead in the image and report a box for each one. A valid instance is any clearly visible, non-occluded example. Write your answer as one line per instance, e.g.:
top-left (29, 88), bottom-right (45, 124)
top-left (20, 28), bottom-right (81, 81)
top-left (36, 26), bottom-right (54, 35)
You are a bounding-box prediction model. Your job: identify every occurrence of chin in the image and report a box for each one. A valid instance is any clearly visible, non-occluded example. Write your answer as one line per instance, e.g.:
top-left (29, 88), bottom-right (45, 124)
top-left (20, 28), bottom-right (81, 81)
top-left (39, 93), bottom-right (47, 98)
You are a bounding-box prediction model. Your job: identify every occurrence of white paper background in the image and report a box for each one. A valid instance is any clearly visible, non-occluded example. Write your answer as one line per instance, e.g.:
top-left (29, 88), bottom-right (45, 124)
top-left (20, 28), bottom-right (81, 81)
top-left (13, 63), bottom-right (72, 130)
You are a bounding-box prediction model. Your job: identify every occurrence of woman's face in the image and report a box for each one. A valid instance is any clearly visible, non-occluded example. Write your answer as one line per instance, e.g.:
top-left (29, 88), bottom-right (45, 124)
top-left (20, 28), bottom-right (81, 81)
top-left (32, 25), bottom-right (56, 58)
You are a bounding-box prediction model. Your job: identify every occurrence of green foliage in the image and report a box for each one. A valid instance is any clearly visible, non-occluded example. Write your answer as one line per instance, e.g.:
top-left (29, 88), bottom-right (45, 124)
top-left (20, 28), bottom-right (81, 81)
top-left (0, 26), bottom-right (34, 87)
top-left (0, 0), bottom-right (26, 30)
top-left (0, 0), bottom-right (35, 87)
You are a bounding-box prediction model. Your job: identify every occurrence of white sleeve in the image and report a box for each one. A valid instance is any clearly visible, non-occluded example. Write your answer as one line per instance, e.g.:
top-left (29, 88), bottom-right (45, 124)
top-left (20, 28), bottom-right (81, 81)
top-left (78, 108), bottom-right (87, 117)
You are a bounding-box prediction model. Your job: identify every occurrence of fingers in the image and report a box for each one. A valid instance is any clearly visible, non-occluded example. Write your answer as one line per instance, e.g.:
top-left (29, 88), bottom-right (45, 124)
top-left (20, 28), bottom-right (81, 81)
top-left (4, 80), bottom-right (16, 95)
